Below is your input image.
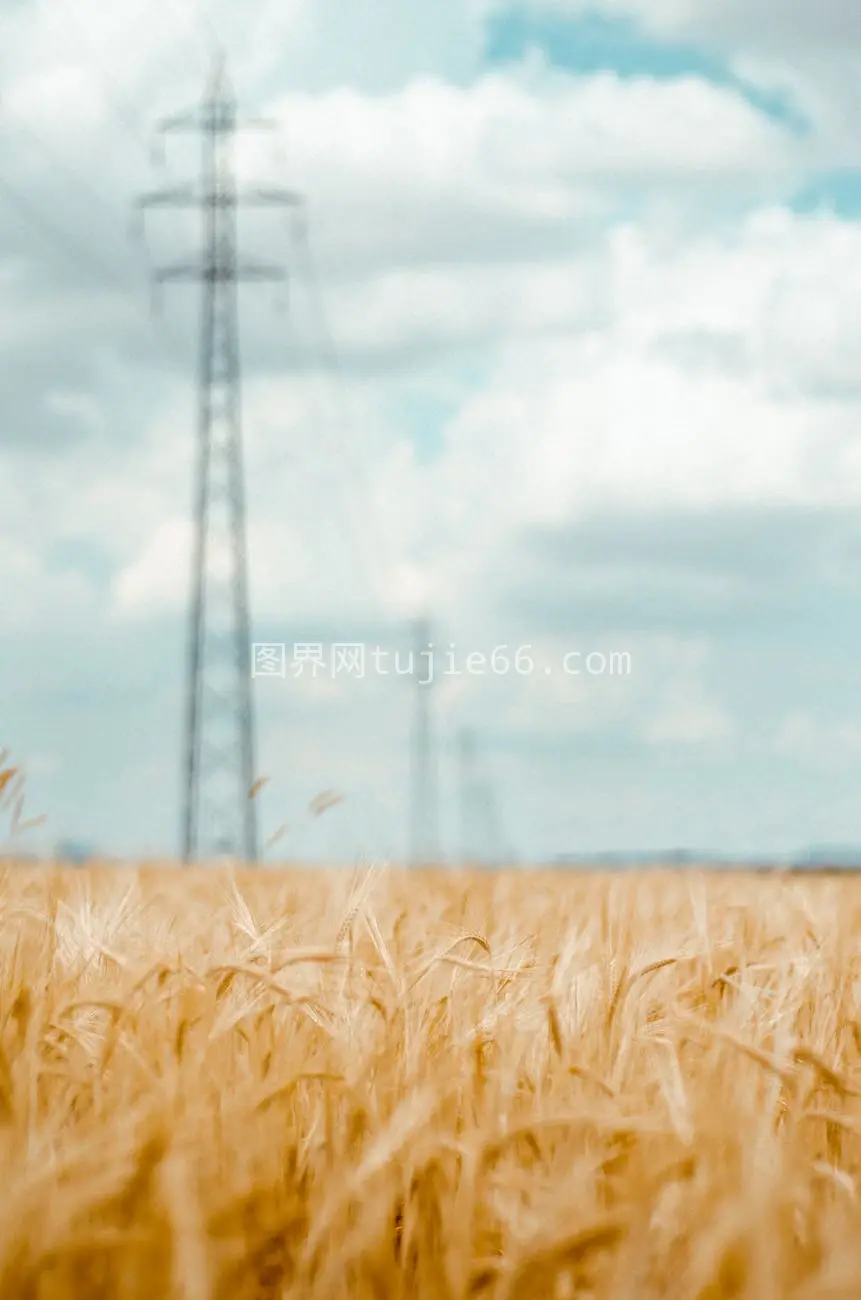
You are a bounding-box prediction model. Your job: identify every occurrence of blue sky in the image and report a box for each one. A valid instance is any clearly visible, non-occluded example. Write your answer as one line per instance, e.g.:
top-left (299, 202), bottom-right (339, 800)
top-left (486, 10), bottom-right (731, 85)
top-left (5, 0), bottom-right (861, 864)
top-left (485, 8), bottom-right (807, 127)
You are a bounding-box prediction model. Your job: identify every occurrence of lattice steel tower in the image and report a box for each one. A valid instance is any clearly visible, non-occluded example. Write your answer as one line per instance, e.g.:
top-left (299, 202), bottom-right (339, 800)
top-left (410, 617), bottom-right (439, 866)
top-left (457, 727), bottom-right (478, 867)
top-left (138, 58), bottom-right (302, 862)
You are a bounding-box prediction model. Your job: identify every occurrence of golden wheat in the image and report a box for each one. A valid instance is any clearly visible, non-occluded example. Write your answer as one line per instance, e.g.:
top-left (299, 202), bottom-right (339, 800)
top-left (2, 864), bottom-right (861, 1297)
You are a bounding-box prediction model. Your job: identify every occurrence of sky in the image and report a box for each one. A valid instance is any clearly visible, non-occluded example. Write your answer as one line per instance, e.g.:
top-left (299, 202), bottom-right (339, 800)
top-left (5, 0), bottom-right (861, 864)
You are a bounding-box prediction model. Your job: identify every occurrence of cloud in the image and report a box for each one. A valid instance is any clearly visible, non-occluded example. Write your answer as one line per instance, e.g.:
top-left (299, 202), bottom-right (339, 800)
top-left (112, 519), bottom-right (190, 617)
top-left (348, 210), bottom-right (861, 664)
top-left (6, 1), bottom-right (861, 858)
top-left (482, 1), bottom-right (861, 174)
top-left (259, 68), bottom-right (798, 277)
top-left (8, 203), bottom-right (861, 632)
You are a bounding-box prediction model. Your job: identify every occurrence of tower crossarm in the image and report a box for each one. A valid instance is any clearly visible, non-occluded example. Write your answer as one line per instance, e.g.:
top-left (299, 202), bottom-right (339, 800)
top-left (156, 110), bottom-right (282, 136)
top-left (240, 186), bottom-right (304, 208)
top-left (137, 184), bottom-right (198, 210)
top-left (233, 257), bottom-right (289, 281)
top-left (152, 258), bottom-right (287, 284)
top-left (138, 186), bottom-right (304, 211)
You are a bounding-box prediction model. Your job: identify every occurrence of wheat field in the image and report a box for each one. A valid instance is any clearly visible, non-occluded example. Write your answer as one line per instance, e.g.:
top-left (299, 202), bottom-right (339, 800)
top-left (2, 863), bottom-right (861, 1298)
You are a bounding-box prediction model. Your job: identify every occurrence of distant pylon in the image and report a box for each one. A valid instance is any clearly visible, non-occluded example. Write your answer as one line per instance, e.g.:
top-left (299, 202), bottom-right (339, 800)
top-left (137, 57), bottom-right (303, 863)
top-left (458, 727), bottom-right (478, 867)
top-left (458, 728), bottom-right (506, 867)
top-left (410, 616), bottom-right (438, 866)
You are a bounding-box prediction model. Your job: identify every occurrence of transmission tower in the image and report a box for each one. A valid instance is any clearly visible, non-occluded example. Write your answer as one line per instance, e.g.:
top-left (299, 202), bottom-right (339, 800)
top-left (457, 728), bottom-right (507, 867)
top-left (458, 727), bottom-right (478, 867)
top-left (138, 57), bottom-right (303, 863)
top-left (410, 617), bottom-right (439, 866)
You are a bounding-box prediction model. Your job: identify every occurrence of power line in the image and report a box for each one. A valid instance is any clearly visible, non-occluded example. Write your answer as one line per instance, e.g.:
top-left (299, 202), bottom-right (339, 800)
top-left (278, 226), bottom-right (391, 612)
top-left (277, 285), bottom-right (385, 612)
top-left (1, 0), bottom-right (275, 363)
top-left (0, 13), bottom-right (203, 376)
top-left (0, 168), bottom-right (131, 291)
top-left (0, 110), bottom-right (137, 265)
top-left (288, 215), bottom-right (400, 608)
top-left (44, 0), bottom-right (152, 148)
top-left (0, 140), bottom-right (191, 352)
top-left (0, 159), bottom-right (194, 430)
top-left (0, 118), bottom-right (195, 378)
top-left (410, 615), bottom-right (439, 866)
top-left (458, 728), bottom-right (509, 867)
top-left (171, 0), bottom-right (227, 69)
top-left (0, 67), bottom-right (169, 290)
top-left (36, 0), bottom-right (229, 160)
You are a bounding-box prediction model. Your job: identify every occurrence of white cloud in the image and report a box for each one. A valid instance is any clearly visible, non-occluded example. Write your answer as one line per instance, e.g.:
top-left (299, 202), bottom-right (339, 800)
top-left (1, 0), bottom-right (479, 138)
top-left (112, 518), bottom-right (190, 616)
top-left (12, 204), bottom-right (861, 645)
top-left (257, 68), bottom-right (798, 275)
top-left (479, 0), bottom-right (861, 173)
top-left (356, 210), bottom-right (861, 643)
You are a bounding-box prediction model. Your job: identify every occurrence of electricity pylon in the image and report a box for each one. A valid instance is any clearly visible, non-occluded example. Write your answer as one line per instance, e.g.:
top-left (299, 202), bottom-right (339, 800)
top-left (457, 727), bottom-right (507, 867)
top-left (410, 616), bottom-right (439, 866)
top-left (137, 57), bottom-right (303, 863)
top-left (458, 727), bottom-right (478, 867)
